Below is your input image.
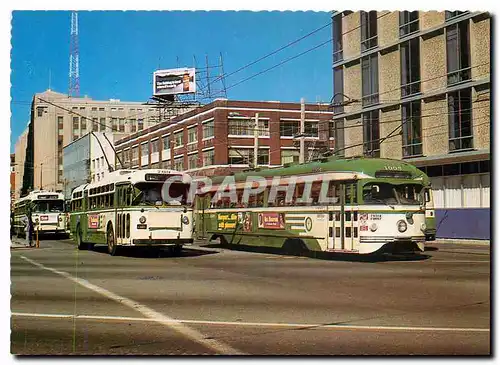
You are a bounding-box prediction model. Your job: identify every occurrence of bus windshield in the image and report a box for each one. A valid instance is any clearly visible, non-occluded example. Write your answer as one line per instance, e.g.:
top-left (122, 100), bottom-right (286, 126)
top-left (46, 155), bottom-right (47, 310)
top-left (362, 182), bottom-right (424, 206)
top-left (132, 182), bottom-right (189, 206)
top-left (32, 200), bottom-right (65, 213)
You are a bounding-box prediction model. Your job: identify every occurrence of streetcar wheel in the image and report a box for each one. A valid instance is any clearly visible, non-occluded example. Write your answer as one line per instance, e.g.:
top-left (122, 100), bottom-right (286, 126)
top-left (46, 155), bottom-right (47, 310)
top-left (107, 225), bottom-right (118, 256)
top-left (171, 245), bottom-right (182, 256)
top-left (282, 239), bottom-right (308, 256)
top-left (76, 225), bottom-right (87, 250)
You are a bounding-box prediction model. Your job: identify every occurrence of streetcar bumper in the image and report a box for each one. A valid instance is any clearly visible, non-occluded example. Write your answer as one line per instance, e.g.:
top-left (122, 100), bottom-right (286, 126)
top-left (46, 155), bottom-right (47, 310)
top-left (359, 236), bottom-right (425, 254)
top-left (132, 238), bottom-right (193, 246)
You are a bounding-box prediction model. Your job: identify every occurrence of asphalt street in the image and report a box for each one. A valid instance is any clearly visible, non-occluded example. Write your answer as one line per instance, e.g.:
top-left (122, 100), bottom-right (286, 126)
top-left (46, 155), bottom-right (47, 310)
top-left (10, 237), bottom-right (490, 355)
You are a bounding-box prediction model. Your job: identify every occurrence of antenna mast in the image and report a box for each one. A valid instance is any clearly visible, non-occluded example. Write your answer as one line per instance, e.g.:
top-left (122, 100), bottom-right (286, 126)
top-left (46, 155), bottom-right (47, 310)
top-left (69, 11), bottom-right (80, 97)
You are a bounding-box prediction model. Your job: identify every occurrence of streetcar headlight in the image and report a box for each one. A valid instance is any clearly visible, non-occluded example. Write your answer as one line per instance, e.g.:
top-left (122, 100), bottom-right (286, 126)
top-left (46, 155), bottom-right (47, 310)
top-left (420, 223), bottom-right (427, 232)
top-left (139, 216), bottom-right (147, 224)
top-left (370, 223), bottom-right (378, 232)
top-left (182, 215), bottom-right (189, 225)
top-left (397, 220), bottom-right (407, 233)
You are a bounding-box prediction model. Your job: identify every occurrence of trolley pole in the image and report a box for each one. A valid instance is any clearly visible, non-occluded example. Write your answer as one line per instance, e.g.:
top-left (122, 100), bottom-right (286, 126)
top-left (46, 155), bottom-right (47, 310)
top-left (299, 98), bottom-right (305, 164)
top-left (253, 113), bottom-right (259, 168)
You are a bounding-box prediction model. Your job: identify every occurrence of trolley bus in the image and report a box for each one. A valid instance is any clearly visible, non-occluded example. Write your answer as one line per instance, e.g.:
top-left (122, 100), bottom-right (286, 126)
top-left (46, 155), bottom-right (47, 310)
top-left (194, 157), bottom-right (432, 255)
top-left (69, 169), bottom-right (194, 255)
top-left (13, 190), bottom-right (67, 238)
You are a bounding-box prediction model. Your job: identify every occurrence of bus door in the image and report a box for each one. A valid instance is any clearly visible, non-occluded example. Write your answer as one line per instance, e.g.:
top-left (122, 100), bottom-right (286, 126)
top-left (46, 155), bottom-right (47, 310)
top-left (327, 181), bottom-right (341, 251)
top-left (343, 182), bottom-right (360, 252)
top-left (115, 185), bottom-right (130, 246)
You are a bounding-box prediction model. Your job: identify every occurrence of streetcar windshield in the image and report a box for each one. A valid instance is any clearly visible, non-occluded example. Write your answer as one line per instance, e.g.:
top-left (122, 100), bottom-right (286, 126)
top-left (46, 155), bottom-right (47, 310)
top-left (362, 183), bottom-right (423, 205)
top-left (132, 182), bottom-right (189, 206)
top-left (32, 200), bottom-right (64, 213)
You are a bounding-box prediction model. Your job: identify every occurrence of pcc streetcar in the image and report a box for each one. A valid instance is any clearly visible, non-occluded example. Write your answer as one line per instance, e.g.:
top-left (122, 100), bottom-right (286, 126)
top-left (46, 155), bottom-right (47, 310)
top-left (194, 156), bottom-right (432, 255)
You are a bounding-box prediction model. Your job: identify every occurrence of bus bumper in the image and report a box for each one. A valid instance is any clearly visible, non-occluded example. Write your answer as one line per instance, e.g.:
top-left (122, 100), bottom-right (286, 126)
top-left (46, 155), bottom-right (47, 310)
top-left (132, 238), bottom-right (194, 246)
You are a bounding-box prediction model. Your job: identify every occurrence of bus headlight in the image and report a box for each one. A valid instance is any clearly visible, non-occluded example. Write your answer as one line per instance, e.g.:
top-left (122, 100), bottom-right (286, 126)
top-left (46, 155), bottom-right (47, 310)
top-left (397, 220), bottom-right (407, 233)
top-left (182, 216), bottom-right (189, 225)
top-left (58, 216), bottom-right (62, 222)
top-left (421, 223), bottom-right (427, 232)
top-left (139, 216), bottom-right (147, 224)
top-left (370, 223), bottom-right (378, 232)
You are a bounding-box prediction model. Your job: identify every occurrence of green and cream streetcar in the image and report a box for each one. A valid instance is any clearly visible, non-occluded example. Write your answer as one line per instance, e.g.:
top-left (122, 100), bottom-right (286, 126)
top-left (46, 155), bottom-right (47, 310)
top-left (194, 157), bottom-right (432, 255)
top-left (69, 169), bottom-right (194, 255)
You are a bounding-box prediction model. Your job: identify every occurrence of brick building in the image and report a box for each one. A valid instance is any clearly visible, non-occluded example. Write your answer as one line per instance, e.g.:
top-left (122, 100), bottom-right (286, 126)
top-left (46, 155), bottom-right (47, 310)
top-left (114, 99), bottom-right (334, 177)
top-left (331, 10), bottom-right (491, 239)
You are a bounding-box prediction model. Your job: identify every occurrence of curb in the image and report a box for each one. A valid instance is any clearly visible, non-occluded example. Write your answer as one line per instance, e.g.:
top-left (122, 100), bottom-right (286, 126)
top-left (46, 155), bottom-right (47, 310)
top-left (433, 239), bottom-right (490, 246)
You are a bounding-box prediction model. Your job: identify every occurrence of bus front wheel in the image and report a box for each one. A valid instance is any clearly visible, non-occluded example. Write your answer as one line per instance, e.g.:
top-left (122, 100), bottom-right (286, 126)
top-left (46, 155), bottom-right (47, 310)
top-left (107, 225), bottom-right (118, 256)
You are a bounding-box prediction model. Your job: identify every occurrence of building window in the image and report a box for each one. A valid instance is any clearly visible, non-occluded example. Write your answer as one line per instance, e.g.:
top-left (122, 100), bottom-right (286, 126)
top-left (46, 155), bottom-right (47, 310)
top-left (174, 156), bottom-right (184, 171)
top-left (188, 154), bottom-right (198, 169)
top-left (402, 101), bottom-right (423, 157)
top-left (99, 118), bottom-right (105, 132)
top-left (448, 89), bottom-right (473, 152)
top-left (141, 143), bottom-right (149, 158)
top-left (332, 14), bottom-right (343, 62)
top-left (399, 11), bottom-right (419, 37)
top-left (304, 122), bottom-right (319, 137)
top-left (360, 11), bottom-right (378, 52)
top-left (92, 118), bottom-right (98, 132)
top-left (151, 139), bottom-right (160, 154)
top-left (400, 38), bottom-right (421, 97)
top-left (58, 116), bottom-right (64, 134)
top-left (333, 120), bottom-right (345, 157)
top-left (445, 11), bottom-right (468, 20)
top-left (119, 118), bottom-right (125, 132)
top-left (258, 120), bottom-right (270, 137)
top-left (99, 107), bottom-right (105, 111)
top-left (130, 119), bottom-right (136, 133)
top-left (203, 121), bottom-right (214, 139)
top-left (257, 149), bottom-right (269, 165)
top-left (228, 148), bottom-right (251, 165)
top-left (73, 116), bottom-right (79, 132)
top-left (92, 107), bottom-right (97, 111)
top-left (281, 150), bottom-right (300, 165)
top-left (80, 107), bottom-right (85, 110)
top-left (363, 111), bottom-right (380, 157)
top-left (228, 119), bottom-right (252, 136)
top-left (203, 149), bottom-right (215, 166)
top-left (112, 118), bottom-right (118, 132)
top-left (174, 131), bottom-right (184, 147)
top-left (333, 66), bottom-right (344, 114)
top-left (37, 107), bottom-right (44, 117)
top-left (361, 54), bottom-right (379, 106)
top-left (80, 117), bottom-right (86, 132)
top-left (138, 119), bottom-right (144, 131)
top-left (163, 135), bottom-right (170, 150)
top-left (188, 127), bottom-right (198, 144)
top-left (131, 146), bottom-right (139, 165)
top-left (280, 120), bottom-right (299, 137)
top-left (446, 21), bottom-right (471, 85)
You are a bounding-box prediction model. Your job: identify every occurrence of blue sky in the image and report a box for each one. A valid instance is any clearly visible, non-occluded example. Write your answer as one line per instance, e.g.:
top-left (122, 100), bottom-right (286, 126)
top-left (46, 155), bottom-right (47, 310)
top-left (10, 11), bottom-right (333, 151)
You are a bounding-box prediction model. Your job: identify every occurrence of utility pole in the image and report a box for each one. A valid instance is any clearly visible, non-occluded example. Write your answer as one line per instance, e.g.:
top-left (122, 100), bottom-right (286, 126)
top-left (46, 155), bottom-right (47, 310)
top-left (253, 113), bottom-right (259, 168)
top-left (299, 98), bottom-right (305, 164)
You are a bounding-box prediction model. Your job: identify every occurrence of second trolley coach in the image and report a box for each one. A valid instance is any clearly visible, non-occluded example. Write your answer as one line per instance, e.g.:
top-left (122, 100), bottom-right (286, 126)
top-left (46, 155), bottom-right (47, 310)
top-left (194, 156), bottom-right (432, 255)
top-left (13, 190), bottom-right (67, 238)
top-left (69, 169), bottom-right (194, 255)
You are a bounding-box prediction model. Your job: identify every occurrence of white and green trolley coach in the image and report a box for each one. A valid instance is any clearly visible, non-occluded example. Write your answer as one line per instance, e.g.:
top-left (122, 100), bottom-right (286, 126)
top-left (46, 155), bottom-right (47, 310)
top-left (194, 156), bottom-right (433, 255)
top-left (69, 169), bottom-right (194, 255)
top-left (13, 190), bottom-right (67, 238)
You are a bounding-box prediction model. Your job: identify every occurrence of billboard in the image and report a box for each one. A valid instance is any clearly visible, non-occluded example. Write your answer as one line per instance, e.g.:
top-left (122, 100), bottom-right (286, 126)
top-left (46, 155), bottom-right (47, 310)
top-left (153, 68), bottom-right (196, 96)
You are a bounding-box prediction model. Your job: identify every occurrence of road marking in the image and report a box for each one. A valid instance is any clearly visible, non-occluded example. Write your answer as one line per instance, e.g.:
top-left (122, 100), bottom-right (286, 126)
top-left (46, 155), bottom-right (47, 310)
top-left (430, 260), bottom-right (490, 263)
top-left (19, 255), bottom-right (244, 355)
top-left (11, 312), bottom-right (490, 333)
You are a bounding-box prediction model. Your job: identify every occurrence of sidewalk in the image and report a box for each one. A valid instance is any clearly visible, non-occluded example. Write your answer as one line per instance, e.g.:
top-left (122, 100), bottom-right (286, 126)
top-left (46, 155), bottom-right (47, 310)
top-left (10, 238), bottom-right (33, 249)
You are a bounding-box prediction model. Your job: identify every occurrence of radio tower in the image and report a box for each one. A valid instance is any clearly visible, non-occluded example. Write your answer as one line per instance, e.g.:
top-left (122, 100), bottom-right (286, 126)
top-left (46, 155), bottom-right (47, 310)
top-left (68, 11), bottom-right (80, 97)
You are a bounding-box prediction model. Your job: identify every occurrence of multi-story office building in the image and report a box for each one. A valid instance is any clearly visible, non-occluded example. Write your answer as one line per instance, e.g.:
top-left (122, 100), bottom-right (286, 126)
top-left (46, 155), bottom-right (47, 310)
top-left (114, 99), bottom-right (333, 177)
top-left (331, 10), bottom-right (491, 239)
top-left (13, 127), bottom-right (28, 200)
top-left (15, 89), bottom-right (196, 197)
top-left (63, 132), bottom-right (129, 198)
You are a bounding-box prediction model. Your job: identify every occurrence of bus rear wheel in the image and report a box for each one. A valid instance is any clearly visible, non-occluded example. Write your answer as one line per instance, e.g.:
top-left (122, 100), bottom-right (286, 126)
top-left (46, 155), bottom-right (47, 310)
top-left (76, 224), bottom-right (87, 250)
top-left (107, 225), bottom-right (118, 256)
